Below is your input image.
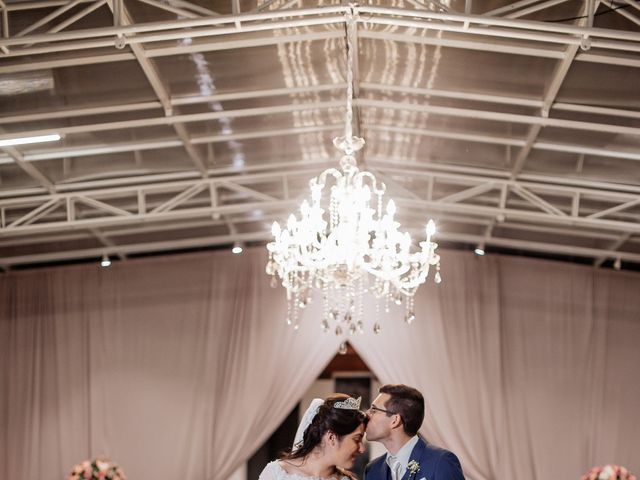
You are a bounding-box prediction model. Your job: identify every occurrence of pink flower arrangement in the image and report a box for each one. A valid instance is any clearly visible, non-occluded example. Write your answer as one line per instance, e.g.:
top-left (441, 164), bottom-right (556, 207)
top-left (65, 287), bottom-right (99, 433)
top-left (67, 457), bottom-right (126, 480)
top-left (582, 465), bottom-right (636, 480)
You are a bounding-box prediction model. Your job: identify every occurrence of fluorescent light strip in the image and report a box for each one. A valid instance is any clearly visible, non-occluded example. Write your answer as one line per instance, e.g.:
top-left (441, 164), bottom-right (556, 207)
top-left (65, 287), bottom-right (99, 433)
top-left (0, 133), bottom-right (61, 147)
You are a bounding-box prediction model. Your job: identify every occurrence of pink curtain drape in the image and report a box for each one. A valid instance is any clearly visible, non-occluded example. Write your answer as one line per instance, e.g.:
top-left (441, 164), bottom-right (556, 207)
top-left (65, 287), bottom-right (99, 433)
top-left (2, 248), bottom-right (639, 480)
top-left (0, 249), bottom-right (342, 480)
top-left (351, 251), bottom-right (640, 480)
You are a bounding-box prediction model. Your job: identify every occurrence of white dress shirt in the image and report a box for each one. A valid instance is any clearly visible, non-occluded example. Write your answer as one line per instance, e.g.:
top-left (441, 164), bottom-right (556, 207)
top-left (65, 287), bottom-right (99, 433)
top-left (386, 435), bottom-right (419, 480)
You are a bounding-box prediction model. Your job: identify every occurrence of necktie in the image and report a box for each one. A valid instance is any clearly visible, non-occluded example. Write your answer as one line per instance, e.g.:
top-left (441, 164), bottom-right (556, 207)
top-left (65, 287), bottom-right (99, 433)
top-left (387, 455), bottom-right (402, 480)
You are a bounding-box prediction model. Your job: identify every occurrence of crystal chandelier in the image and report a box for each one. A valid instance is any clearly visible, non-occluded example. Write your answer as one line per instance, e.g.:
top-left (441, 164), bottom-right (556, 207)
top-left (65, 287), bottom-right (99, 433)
top-left (266, 9), bottom-right (441, 340)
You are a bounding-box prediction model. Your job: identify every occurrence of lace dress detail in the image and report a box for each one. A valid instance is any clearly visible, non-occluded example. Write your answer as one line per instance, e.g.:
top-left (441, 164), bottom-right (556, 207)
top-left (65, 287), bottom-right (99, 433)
top-left (258, 461), bottom-right (350, 480)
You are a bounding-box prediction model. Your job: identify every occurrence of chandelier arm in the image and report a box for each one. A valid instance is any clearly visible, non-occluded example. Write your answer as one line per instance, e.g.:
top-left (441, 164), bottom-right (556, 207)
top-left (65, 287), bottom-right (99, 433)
top-left (354, 170), bottom-right (386, 194)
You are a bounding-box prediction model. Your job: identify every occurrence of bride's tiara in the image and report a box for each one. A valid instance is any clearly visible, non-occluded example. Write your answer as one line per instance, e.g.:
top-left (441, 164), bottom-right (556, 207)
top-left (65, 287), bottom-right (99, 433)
top-left (333, 396), bottom-right (361, 410)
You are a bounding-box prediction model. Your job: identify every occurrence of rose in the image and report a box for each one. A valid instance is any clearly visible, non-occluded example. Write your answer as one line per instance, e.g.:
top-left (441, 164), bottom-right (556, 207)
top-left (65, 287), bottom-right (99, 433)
top-left (581, 465), bottom-right (636, 480)
top-left (67, 458), bottom-right (126, 480)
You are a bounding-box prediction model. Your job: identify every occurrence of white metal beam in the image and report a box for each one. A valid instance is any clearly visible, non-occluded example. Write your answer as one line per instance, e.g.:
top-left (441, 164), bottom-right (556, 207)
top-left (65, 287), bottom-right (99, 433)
top-left (504, 0), bottom-right (572, 19)
top-left (2, 98), bottom-right (638, 155)
top-left (3, 224), bottom-right (640, 269)
top-left (0, 101), bottom-right (344, 142)
top-left (0, 84), bottom-right (343, 125)
top-left (510, 0), bottom-right (598, 178)
top-left (2, 166), bottom-right (639, 238)
top-left (105, 0), bottom-right (210, 177)
top-left (3, 4), bottom-right (639, 48)
top-left (485, 0), bottom-right (542, 16)
top-left (356, 99), bottom-right (640, 137)
top-left (89, 227), bottom-right (127, 260)
top-left (15, 0), bottom-right (85, 37)
top-left (135, 0), bottom-right (200, 19)
top-left (594, 232), bottom-right (632, 267)
top-left (613, 4), bottom-right (640, 28)
top-left (3, 6), bottom-right (640, 70)
top-left (1, 145), bottom-right (56, 193)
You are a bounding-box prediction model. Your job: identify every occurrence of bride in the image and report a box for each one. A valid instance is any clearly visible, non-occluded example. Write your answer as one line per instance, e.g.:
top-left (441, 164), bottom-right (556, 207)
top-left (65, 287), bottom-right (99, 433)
top-left (259, 394), bottom-right (367, 480)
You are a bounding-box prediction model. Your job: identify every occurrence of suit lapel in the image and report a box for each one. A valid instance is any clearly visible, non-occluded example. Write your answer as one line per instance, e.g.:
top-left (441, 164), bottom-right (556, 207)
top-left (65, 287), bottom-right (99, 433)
top-left (401, 438), bottom-right (427, 480)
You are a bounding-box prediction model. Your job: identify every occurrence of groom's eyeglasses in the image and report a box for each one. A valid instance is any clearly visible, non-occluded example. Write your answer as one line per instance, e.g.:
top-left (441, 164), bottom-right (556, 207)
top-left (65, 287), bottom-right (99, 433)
top-left (368, 405), bottom-right (396, 416)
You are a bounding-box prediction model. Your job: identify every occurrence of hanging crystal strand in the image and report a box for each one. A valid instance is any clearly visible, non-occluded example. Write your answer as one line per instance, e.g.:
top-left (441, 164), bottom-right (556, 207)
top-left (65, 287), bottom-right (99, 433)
top-left (286, 295), bottom-right (292, 325)
top-left (434, 263), bottom-right (442, 284)
top-left (336, 282), bottom-right (346, 336)
top-left (373, 294), bottom-right (381, 334)
top-left (292, 290), bottom-right (300, 330)
top-left (346, 281), bottom-right (354, 322)
top-left (405, 295), bottom-right (416, 324)
top-left (357, 274), bottom-right (364, 333)
top-left (321, 280), bottom-right (330, 332)
top-left (329, 282), bottom-right (338, 331)
top-left (330, 193), bottom-right (338, 232)
top-left (347, 281), bottom-right (356, 335)
top-left (384, 282), bottom-right (390, 313)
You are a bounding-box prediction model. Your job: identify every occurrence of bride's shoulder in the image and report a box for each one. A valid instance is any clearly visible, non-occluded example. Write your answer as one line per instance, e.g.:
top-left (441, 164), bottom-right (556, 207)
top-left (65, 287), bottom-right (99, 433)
top-left (259, 461), bottom-right (301, 479)
top-left (258, 460), bottom-right (283, 479)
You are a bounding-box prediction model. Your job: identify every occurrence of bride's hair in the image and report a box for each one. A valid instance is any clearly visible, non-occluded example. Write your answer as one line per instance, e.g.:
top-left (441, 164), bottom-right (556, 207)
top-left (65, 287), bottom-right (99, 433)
top-left (281, 393), bottom-right (367, 462)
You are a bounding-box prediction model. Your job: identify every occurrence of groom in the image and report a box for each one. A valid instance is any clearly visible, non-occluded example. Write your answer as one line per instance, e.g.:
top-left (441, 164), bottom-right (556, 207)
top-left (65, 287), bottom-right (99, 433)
top-left (363, 384), bottom-right (464, 480)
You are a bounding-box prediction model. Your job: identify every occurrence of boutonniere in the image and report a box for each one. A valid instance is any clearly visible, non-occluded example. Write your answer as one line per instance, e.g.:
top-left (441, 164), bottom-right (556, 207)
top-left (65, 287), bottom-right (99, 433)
top-left (407, 460), bottom-right (421, 479)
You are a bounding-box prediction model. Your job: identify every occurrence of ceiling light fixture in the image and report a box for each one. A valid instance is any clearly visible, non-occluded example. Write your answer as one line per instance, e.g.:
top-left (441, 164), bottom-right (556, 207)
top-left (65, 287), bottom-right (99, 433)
top-left (0, 133), bottom-right (62, 148)
top-left (474, 245), bottom-right (486, 256)
top-left (266, 9), bottom-right (441, 345)
top-left (100, 254), bottom-right (111, 268)
top-left (231, 242), bottom-right (243, 254)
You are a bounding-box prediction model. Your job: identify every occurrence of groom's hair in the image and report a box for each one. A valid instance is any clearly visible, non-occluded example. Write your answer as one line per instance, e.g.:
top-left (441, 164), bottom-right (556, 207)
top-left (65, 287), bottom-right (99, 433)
top-left (379, 384), bottom-right (424, 436)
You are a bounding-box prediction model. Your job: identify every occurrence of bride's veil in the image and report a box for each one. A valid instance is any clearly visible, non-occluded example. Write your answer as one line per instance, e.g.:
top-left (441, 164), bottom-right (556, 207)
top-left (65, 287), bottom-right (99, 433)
top-left (292, 398), bottom-right (324, 450)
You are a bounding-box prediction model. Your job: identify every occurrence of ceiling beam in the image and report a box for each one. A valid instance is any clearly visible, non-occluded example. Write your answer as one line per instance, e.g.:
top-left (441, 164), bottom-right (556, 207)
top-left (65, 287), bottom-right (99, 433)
top-left (106, 0), bottom-right (209, 175)
top-left (2, 98), bottom-right (639, 152)
top-left (504, 0), bottom-right (573, 19)
top-left (2, 166), bottom-right (640, 237)
top-left (510, 1), bottom-right (599, 178)
top-left (3, 5), bottom-right (640, 70)
top-left (1, 146), bottom-right (56, 193)
top-left (4, 224), bottom-right (640, 269)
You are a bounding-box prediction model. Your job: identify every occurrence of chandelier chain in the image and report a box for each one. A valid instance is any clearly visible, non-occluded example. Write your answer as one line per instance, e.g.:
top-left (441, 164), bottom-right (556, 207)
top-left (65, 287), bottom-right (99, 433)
top-left (344, 8), bottom-right (356, 143)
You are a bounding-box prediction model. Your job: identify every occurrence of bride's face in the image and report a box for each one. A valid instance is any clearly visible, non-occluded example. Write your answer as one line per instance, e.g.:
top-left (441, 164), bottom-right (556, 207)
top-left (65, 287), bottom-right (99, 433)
top-left (332, 423), bottom-right (366, 468)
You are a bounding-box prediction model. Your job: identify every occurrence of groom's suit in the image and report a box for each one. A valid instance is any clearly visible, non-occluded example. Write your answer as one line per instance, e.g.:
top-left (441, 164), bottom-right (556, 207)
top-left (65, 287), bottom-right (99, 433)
top-left (363, 437), bottom-right (464, 480)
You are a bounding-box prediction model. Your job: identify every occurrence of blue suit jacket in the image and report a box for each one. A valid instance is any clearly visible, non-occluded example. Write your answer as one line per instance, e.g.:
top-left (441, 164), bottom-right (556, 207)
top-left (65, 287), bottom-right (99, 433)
top-left (363, 437), bottom-right (464, 480)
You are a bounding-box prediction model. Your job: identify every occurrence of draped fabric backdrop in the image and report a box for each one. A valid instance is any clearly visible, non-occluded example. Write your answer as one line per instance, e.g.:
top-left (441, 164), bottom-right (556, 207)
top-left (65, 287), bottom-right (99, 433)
top-left (350, 253), bottom-right (640, 480)
top-left (0, 249), bottom-right (342, 480)
top-left (1, 248), bottom-right (639, 480)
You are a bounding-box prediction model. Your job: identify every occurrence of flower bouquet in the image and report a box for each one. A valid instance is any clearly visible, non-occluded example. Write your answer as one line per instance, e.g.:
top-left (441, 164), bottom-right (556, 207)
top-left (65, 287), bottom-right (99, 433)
top-left (582, 465), bottom-right (636, 480)
top-left (67, 457), bottom-right (126, 480)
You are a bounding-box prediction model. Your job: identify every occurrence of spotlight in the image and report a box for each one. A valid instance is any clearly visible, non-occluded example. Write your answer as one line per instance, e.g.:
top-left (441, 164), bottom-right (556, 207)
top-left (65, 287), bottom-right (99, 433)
top-left (231, 242), bottom-right (243, 254)
top-left (100, 254), bottom-right (111, 267)
top-left (474, 245), bottom-right (485, 256)
top-left (613, 257), bottom-right (622, 271)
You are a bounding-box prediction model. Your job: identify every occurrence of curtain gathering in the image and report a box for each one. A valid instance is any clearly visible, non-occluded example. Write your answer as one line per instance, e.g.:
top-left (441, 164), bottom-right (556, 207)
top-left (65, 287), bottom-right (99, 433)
top-left (1, 248), bottom-right (639, 480)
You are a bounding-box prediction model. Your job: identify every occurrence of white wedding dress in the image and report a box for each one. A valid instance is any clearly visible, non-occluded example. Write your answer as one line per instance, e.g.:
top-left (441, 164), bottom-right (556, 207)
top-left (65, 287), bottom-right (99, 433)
top-left (258, 461), bottom-right (351, 480)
